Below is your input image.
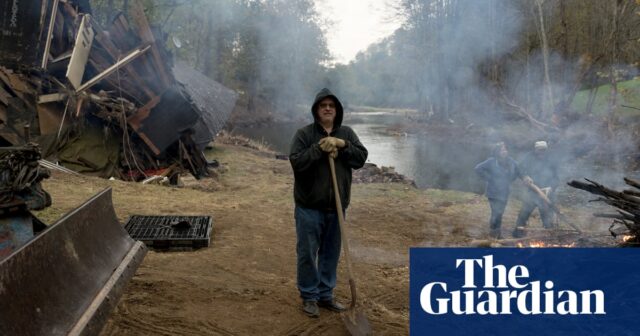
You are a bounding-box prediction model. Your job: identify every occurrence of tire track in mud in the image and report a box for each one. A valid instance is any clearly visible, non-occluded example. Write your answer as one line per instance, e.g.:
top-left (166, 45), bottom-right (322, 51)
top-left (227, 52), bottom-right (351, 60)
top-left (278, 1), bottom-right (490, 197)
top-left (102, 276), bottom-right (241, 336)
top-left (280, 318), bottom-right (343, 336)
top-left (103, 297), bottom-right (240, 336)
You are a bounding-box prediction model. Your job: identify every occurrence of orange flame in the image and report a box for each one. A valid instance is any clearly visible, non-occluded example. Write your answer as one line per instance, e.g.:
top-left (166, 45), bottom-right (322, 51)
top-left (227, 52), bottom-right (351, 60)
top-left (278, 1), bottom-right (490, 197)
top-left (516, 240), bottom-right (576, 248)
top-left (622, 235), bottom-right (636, 242)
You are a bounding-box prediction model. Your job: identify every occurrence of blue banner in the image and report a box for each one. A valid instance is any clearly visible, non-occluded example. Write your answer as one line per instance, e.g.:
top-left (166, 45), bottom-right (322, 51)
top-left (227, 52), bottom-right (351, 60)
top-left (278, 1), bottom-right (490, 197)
top-left (410, 248), bottom-right (640, 336)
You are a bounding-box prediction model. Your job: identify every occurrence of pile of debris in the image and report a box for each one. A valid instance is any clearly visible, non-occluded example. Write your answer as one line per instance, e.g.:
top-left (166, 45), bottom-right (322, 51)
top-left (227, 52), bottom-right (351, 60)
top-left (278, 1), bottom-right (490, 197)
top-left (568, 177), bottom-right (640, 245)
top-left (0, 144), bottom-right (50, 258)
top-left (353, 163), bottom-right (417, 187)
top-left (0, 144), bottom-right (51, 210)
top-left (0, 0), bottom-right (237, 181)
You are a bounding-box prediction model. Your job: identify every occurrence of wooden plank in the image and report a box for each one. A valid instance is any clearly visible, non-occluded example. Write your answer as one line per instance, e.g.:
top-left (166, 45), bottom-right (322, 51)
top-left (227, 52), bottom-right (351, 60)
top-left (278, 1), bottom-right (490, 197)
top-left (41, 0), bottom-right (60, 69)
top-left (137, 132), bottom-right (161, 155)
top-left (0, 124), bottom-right (23, 145)
top-left (0, 104), bottom-right (7, 123)
top-left (37, 93), bottom-right (67, 104)
top-left (93, 30), bottom-right (157, 99)
top-left (53, 5), bottom-right (65, 57)
top-left (129, 1), bottom-right (172, 89)
top-left (87, 58), bottom-right (142, 103)
top-left (0, 70), bottom-right (26, 102)
top-left (0, 84), bottom-right (11, 106)
top-left (109, 13), bottom-right (133, 51)
top-left (127, 94), bottom-right (161, 129)
top-left (77, 45), bottom-right (151, 93)
top-left (37, 103), bottom-right (67, 135)
top-left (66, 15), bottom-right (95, 89)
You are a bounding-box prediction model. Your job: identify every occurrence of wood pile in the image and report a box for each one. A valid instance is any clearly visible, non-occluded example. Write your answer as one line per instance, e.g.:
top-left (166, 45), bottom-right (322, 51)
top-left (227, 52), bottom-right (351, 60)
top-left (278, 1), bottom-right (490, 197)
top-left (568, 177), bottom-right (640, 245)
top-left (0, 0), bottom-right (237, 181)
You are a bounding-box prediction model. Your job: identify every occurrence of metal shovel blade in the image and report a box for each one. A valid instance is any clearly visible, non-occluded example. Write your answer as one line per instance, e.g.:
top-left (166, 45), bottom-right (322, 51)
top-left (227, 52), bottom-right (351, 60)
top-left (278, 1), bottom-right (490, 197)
top-left (342, 309), bottom-right (372, 336)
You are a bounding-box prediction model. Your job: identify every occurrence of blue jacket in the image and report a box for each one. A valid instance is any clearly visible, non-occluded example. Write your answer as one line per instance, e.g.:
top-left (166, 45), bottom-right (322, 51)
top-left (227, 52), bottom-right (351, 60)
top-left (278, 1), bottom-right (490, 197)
top-left (474, 157), bottom-right (521, 201)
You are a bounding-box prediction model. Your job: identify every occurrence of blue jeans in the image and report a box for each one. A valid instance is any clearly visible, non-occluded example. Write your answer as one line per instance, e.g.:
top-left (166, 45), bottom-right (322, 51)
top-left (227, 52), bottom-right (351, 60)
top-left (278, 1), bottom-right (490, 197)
top-left (515, 193), bottom-right (555, 233)
top-left (488, 198), bottom-right (507, 238)
top-left (295, 206), bottom-right (342, 302)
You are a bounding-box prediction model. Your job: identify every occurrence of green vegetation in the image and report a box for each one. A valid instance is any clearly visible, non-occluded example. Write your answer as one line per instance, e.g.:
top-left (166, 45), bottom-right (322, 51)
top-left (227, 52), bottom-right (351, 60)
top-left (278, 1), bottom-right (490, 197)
top-left (571, 78), bottom-right (640, 117)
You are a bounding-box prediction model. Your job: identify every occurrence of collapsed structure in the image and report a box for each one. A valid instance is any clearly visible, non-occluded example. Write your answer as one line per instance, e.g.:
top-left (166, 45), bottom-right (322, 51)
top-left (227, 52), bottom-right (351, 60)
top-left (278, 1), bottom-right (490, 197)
top-left (0, 0), bottom-right (238, 180)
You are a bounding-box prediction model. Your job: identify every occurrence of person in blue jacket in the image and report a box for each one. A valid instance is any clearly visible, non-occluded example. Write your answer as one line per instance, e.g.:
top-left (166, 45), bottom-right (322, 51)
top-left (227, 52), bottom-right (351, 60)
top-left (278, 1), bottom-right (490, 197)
top-left (474, 142), bottom-right (531, 239)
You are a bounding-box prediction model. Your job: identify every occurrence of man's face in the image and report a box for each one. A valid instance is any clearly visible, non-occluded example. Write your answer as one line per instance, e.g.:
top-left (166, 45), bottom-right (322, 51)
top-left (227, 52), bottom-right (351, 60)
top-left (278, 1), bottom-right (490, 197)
top-left (498, 145), bottom-right (508, 159)
top-left (317, 98), bottom-right (336, 125)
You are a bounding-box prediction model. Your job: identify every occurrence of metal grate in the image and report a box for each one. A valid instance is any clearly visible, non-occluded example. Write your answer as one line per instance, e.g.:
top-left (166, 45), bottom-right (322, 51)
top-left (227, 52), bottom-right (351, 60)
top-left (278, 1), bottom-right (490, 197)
top-left (124, 215), bottom-right (212, 250)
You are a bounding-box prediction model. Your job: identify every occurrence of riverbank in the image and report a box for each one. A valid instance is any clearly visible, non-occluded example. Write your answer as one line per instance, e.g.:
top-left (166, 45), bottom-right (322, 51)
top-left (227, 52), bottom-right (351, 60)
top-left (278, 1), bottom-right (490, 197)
top-left (34, 138), bottom-right (618, 335)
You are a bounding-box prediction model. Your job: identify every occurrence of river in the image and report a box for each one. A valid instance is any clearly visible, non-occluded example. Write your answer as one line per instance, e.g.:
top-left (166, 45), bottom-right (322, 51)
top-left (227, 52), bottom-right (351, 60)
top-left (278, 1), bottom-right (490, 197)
top-left (230, 111), bottom-right (489, 193)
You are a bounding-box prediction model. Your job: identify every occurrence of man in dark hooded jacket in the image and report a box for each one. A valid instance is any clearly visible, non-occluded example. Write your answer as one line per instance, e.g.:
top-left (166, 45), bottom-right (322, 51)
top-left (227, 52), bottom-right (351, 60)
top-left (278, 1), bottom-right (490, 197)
top-left (289, 88), bottom-right (368, 318)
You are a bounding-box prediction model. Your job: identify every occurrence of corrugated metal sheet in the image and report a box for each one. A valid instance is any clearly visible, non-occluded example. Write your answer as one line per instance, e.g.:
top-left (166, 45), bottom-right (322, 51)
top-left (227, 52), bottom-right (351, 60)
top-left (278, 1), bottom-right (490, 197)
top-left (173, 62), bottom-right (238, 149)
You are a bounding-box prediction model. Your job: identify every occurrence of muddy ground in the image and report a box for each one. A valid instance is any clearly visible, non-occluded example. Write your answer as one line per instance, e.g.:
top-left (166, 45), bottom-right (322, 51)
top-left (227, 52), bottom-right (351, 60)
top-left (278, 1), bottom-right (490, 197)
top-left (35, 140), bottom-right (617, 335)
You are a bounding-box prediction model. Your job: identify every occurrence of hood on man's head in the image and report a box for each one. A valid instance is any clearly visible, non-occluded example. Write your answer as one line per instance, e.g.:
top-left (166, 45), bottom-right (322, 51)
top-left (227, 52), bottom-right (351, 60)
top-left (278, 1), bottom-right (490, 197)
top-left (491, 141), bottom-right (506, 158)
top-left (312, 88), bottom-right (343, 127)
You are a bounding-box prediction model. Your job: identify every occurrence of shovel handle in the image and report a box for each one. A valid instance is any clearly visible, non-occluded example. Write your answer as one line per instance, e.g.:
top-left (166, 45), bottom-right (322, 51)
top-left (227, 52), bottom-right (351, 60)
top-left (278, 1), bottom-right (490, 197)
top-left (524, 180), bottom-right (581, 233)
top-left (329, 156), bottom-right (358, 309)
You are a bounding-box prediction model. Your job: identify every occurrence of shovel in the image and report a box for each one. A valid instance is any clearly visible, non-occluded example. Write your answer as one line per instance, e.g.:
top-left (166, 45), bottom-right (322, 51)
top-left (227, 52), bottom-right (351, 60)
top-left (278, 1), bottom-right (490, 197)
top-left (328, 156), bottom-right (372, 336)
top-left (523, 179), bottom-right (582, 233)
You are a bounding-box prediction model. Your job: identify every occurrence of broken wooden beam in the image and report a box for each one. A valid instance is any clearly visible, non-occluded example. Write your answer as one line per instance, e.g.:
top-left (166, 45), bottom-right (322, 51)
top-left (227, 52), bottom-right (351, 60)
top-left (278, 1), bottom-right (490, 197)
top-left (41, 0), bottom-right (61, 69)
top-left (76, 45), bottom-right (151, 93)
top-left (129, 1), bottom-right (173, 89)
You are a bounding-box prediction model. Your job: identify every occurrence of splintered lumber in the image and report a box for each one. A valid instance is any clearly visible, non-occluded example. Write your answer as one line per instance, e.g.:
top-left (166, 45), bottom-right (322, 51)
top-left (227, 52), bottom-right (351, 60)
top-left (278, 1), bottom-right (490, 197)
top-left (129, 1), bottom-right (172, 89)
top-left (0, 0), bottom-right (228, 181)
top-left (92, 22), bottom-right (156, 100)
top-left (41, 0), bottom-right (60, 69)
top-left (76, 45), bottom-right (151, 93)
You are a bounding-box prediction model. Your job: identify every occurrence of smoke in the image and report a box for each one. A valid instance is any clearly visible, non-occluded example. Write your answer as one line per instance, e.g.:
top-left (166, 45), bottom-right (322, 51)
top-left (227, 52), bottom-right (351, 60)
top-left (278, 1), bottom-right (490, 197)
top-left (159, 0), bottom-right (329, 122)
top-left (255, 1), bottom-right (328, 118)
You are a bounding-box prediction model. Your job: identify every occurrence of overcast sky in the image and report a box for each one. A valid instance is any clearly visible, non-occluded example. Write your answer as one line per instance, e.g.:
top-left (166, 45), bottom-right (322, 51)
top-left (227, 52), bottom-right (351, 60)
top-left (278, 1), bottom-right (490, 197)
top-left (315, 0), bottom-right (403, 65)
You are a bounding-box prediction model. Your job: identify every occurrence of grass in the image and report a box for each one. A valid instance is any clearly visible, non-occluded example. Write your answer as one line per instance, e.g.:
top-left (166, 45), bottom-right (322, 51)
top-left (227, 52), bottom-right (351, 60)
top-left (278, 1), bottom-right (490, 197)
top-left (423, 188), bottom-right (478, 204)
top-left (571, 78), bottom-right (640, 117)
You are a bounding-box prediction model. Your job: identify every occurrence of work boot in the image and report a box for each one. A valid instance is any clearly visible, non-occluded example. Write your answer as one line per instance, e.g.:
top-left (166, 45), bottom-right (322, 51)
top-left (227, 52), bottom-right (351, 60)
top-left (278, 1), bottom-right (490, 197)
top-left (302, 300), bottom-right (320, 318)
top-left (513, 226), bottom-right (526, 238)
top-left (489, 229), bottom-right (502, 240)
top-left (318, 299), bottom-right (346, 312)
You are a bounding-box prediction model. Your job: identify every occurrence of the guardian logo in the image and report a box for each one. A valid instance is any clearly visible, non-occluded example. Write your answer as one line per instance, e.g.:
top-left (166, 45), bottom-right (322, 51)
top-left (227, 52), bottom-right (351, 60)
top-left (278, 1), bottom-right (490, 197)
top-left (420, 255), bottom-right (606, 315)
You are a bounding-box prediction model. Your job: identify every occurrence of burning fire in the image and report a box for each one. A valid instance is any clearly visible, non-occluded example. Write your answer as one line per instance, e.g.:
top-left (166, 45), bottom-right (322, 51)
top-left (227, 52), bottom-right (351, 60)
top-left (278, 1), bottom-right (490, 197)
top-left (622, 235), bottom-right (636, 243)
top-left (516, 240), bottom-right (576, 248)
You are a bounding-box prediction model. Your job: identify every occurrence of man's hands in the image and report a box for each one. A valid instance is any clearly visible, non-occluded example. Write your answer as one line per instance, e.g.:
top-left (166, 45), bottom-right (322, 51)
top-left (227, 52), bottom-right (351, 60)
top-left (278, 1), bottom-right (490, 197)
top-left (319, 137), bottom-right (346, 159)
top-left (522, 176), bottom-right (533, 185)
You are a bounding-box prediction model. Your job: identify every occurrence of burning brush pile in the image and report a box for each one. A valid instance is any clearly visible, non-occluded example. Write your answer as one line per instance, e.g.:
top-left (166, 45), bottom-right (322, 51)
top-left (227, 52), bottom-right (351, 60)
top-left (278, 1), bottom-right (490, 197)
top-left (0, 1), bottom-right (237, 181)
top-left (568, 178), bottom-right (640, 246)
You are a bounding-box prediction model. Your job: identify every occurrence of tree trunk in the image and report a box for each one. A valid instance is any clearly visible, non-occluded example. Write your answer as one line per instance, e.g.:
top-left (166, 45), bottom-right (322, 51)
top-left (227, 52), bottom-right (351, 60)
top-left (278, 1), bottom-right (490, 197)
top-left (586, 76), bottom-right (599, 115)
top-left (535, 0), bottom-right (554, 120)
top-left (606, 0), bottom-right (627, 134)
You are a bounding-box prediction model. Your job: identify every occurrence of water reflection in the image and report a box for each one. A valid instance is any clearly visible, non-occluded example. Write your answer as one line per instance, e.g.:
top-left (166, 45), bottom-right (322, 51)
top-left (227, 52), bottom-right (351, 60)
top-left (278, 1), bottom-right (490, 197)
top-left (231, 111), bottom-right (488, 192)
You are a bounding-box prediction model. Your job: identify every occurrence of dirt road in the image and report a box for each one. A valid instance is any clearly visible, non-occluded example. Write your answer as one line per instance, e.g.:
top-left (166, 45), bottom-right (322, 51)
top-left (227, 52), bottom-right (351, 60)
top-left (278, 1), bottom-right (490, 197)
top-left (35, 141), bottom-right (611, 335)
